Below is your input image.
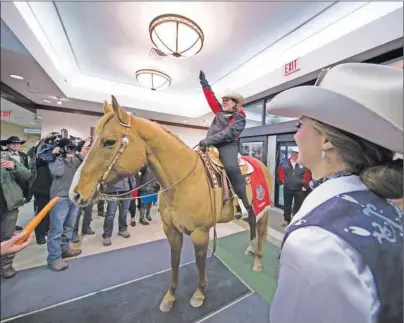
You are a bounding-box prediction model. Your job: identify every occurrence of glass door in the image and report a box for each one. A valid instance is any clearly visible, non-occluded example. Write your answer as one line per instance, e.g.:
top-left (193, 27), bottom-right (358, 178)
top-left (239, 136), bottom-right (267, 165)
top-left (275, 141), bottom-right (298, 208)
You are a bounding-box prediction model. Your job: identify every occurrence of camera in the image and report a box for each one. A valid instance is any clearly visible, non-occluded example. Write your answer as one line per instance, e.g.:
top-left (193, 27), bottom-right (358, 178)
top-left (0, 150), bottom-right (10, 161)
top-left (37, 129), bottom-right (80, 161)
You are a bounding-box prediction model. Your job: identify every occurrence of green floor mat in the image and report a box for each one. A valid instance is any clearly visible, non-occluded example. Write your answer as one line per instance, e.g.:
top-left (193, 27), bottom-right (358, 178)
top-left (210, 230), bottom-right (280, 303)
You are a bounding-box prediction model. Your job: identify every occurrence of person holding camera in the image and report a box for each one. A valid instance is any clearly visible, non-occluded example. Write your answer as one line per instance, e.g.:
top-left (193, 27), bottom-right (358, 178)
top-left (30, 134), bottom-right (55, 245)
top-left (2, 136), bottom-right (31, 203)
top-left (47, 141), bottom-right (83, 271)
top-left (0, 150), bottom-right (33, 278)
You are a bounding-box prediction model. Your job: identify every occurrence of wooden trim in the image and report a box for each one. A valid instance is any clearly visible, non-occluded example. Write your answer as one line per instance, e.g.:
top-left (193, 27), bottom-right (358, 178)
top-left (1, 82), bottom-right (37, 114)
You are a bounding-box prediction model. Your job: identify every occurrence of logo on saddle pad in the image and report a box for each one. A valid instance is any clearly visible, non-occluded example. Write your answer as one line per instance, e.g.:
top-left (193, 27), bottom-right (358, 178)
top-left (256, 185), bottom-right (265, 201)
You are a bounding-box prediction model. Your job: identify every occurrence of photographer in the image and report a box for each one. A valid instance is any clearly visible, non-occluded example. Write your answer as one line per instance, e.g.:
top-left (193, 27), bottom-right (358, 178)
top-left (30, 134), bottom-right (54, 245)
top-left (47, 137), bottom-right (83, 272)
top-left (0, 149), bottom-right (32, 278)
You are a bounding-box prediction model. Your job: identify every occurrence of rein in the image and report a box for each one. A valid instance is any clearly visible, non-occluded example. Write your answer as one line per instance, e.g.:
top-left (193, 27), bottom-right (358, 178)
top-left (97, 120), bottom-right (200, 201)
top-left (99, 153), bottom-right (199, 201)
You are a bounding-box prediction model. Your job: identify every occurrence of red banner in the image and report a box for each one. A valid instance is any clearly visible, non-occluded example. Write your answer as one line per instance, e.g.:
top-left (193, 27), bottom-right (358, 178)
top-left (0, 111), bottom-right (11, 118)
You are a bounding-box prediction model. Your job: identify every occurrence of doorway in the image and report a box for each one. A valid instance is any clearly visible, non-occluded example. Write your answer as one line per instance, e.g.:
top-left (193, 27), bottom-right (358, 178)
top-left (275, 138), bottom-right (298, 208)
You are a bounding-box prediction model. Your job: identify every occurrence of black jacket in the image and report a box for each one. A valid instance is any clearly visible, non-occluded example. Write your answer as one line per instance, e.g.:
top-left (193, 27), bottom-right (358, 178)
top-left (138, 166), bottom-right (160, 195)
top-left (200, 78), bottom-right (246, 146)
top-left (277, 158), bottom-right (311, 191)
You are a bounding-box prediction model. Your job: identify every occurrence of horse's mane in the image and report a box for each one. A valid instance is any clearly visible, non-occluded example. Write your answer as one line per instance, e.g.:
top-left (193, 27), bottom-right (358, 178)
top-left (148, 120), bottom-right (190, 148)
top-left (96, 113), bottom-right (192, 149)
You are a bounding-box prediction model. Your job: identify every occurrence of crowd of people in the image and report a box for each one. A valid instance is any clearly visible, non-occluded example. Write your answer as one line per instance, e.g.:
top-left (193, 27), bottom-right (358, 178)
top-left (0, 132), bottom-right (160, 276)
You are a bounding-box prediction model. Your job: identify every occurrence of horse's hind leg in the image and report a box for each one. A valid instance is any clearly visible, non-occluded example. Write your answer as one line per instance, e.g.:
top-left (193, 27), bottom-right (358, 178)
top-left (159, 224), bottom-right (183, 312)
top-left (253, 212), bottom-right (268, 272)
top-left (190, 228), bottom-right (209, 308)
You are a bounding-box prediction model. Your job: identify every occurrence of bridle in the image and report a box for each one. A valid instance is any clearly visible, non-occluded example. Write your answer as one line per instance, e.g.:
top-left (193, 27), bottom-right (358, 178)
top-left (98, 116), bottom-right (131, 190)
top-left (95, 114), bottom-right (199, 202)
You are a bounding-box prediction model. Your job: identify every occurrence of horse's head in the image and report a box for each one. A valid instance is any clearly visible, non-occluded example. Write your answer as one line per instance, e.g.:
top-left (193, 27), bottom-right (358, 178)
top-left (70, 95), bottom-right (147, 206)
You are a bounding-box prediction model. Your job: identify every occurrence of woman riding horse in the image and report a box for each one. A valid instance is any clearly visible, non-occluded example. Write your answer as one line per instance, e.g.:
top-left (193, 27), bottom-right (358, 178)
top-left (198, 70), bottom-right (255, 228)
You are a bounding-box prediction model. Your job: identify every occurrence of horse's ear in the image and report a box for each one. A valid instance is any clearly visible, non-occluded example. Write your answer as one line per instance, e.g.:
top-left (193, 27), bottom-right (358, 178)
top-left (104, 101), bottom-right (113, 115)
top-left (111, 95), bottom-right (130, 125)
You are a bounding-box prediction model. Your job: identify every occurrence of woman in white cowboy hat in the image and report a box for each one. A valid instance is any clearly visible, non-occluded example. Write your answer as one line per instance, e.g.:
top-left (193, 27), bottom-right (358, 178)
top-left (199, 70), bottom-right (257, 239)
top-left (266, 63), bottom-right (403, 323)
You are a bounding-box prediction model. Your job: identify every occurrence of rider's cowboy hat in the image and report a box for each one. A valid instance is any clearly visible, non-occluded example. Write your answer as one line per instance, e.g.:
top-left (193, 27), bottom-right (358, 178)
top-left (0, 136), bottom-right (26, 146)
top-left (222, 92), bottom-right (245, 105)
top-left (266, 63), bottom-right (403, 153)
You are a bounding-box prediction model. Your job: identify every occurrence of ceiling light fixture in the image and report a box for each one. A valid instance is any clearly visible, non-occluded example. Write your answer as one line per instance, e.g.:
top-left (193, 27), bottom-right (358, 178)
top-left (43, 99), bottom-right (51, 103)
top-left (10, 74), bottom-right (24, 80)
top-left (56, 98), bottom-right (62, 105)
top-left (135, 69), bottom-right (171, 91)
top-left (149, 14), bottom-right (204, 58)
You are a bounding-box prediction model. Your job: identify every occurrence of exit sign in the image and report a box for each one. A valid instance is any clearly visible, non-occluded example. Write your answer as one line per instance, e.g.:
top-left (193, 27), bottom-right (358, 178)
top-left (284, 59), bottom-right (300, 76)
top-left (0, 111), bottom-right (11, 118)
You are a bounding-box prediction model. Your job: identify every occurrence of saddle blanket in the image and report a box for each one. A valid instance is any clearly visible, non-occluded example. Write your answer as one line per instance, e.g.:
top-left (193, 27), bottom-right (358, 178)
top-left (241, 156), bottom-right (271, 220)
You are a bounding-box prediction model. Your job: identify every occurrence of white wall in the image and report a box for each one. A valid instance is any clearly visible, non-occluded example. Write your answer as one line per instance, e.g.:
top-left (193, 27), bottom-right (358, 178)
top-left (38, 109), bottom-right (98, 139)
top-left (240, 6), bottom-right (403, 99)
top-left (37, 109), bottom-right (206, 147)
top-left (267, 135), bottom-right (277, 204)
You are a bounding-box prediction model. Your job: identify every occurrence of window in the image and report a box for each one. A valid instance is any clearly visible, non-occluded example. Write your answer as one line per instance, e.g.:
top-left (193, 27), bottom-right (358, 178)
top-left (243, 100), bottom-right (264, 128)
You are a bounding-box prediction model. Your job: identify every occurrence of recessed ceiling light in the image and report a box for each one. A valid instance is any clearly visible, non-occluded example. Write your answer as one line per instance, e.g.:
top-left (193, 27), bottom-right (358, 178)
top-left (43, 100), bottom-right (51, 103)
top-left (57, 99), bottom-right (62, 105)
top-left (183, 120), bottom-right (187, 123)
top-left (10, 74), bottom-right (24, 80)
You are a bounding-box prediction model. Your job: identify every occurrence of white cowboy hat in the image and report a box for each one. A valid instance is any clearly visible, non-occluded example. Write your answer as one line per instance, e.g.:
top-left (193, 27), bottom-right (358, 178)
top-left (266, 63), bottom-right (403, 153)
top-left (290, 147), bottom-right (299, 153)
top-left (221, 92), bottom-right (245, 105)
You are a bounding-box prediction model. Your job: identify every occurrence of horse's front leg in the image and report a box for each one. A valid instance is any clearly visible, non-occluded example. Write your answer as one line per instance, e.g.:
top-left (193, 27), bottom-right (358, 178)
top-left (159, 224), bottom-right (183, 312)
top-left (190, 227), bottom-right (209, 308)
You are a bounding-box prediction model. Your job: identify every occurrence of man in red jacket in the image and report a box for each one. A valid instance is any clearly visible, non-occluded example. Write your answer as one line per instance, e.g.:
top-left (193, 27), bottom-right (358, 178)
top-left (277, 147), bottom-right (311, 225)
top-left (199, 71), bottom-right (256, 239)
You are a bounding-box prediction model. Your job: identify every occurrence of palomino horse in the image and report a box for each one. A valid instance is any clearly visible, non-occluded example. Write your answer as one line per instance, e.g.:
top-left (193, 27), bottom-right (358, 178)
top-left (70, 96), bottom-right (272, 312)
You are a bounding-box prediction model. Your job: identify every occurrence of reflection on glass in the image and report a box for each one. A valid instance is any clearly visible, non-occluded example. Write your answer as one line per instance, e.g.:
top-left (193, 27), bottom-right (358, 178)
top-left (277, 143), bottom-right (298, 207)
top-left (241, 141), bottom-right (264, 162)
top-left (244, 100), bottom-right (264, 128)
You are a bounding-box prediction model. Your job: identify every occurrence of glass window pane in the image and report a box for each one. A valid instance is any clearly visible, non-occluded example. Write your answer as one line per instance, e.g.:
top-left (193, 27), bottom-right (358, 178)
top-left (241, 141), bottom-right (264, 162)
top-left (243, 100), bottom-right (263, 128)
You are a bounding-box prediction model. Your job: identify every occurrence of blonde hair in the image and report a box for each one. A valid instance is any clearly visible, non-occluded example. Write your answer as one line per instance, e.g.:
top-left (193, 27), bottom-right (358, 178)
top-left (312, 120), bottom-right (403, 199)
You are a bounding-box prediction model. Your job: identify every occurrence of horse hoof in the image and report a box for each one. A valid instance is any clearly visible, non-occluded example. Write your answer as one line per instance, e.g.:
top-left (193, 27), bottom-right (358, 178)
top-left (190, 291), bottom-right (205, 308)
top-left (159, 298), bottom-right (175, 312)
top-left (245, 249), bottom-right (255, 256)
top-left (253, 264), bottom-right (263, 272)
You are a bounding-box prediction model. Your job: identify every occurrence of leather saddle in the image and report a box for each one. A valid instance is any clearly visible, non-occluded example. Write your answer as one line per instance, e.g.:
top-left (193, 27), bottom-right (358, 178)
top-left (205, 147), bottom-right (254, 176)
top-left (196, 146), bottom-right (254, 221)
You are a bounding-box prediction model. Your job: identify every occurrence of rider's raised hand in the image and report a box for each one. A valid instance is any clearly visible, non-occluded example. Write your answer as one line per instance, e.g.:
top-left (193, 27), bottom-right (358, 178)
top-left (199, 70), bottom-right (209, 88)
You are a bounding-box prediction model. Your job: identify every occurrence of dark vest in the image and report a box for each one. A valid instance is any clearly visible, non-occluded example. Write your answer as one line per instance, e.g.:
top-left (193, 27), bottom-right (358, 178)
top-left (282, 190), bottom-right (403, 323)
top-left (280, 159), bottom-right (307, 190)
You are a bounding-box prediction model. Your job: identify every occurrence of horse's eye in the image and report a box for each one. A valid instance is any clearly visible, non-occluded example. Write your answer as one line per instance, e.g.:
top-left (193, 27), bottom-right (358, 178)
top-left (103, 139), bottom-right (116, 148)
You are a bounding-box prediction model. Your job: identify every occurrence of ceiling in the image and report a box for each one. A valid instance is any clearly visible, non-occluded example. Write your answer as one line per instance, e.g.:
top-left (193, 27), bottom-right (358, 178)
top-left (2, 1), bottom-right (399, 127)
top-left (50, 1), bottom-right (331, 95)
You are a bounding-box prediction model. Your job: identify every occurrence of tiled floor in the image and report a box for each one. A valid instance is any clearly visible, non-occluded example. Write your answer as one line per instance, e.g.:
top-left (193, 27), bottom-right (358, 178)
top-left (13, 202), bottom-right (245, 271)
